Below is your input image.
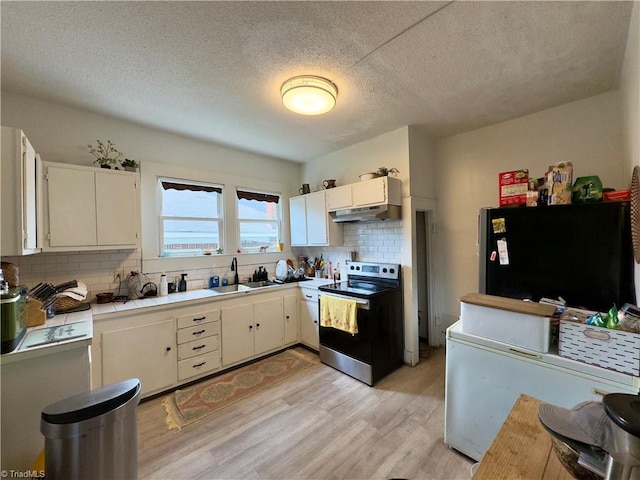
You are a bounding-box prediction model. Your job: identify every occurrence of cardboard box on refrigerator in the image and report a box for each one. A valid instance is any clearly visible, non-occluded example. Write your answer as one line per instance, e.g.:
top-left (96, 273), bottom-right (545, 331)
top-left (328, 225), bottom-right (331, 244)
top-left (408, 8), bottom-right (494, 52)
top-left (547, 162), bottom-right (573, 205)
top-left (499, 169), bottom-right (529, 207)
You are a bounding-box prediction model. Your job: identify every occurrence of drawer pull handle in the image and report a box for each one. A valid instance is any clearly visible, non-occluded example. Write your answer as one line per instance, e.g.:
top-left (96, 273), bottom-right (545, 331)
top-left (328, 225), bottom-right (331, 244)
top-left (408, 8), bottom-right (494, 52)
top-left (192, 344), bottom-right (206, 351)
top-left (193, 361), bottom-right (206, 368)
top-left (192, 329), bottom-right (206, 335)
top-left (305, 294), bottom-right (312, 299)
top-left (256, 323), bottom-right (260, 328)
top-left (166, 347), bottom-right (171, 352)
top-left (193, 316), bottom-right (206, 322)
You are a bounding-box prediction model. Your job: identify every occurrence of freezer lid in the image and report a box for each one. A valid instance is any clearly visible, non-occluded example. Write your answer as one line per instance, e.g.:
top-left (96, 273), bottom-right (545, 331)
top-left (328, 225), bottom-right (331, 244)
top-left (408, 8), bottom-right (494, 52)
top-left (446, 321), bottom-right (640, 389)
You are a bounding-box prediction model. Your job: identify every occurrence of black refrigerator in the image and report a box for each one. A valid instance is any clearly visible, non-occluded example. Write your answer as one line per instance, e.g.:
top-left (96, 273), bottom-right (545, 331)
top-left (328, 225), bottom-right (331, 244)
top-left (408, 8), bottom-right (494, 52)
top-left (478, 201), bottom-right (636, 312)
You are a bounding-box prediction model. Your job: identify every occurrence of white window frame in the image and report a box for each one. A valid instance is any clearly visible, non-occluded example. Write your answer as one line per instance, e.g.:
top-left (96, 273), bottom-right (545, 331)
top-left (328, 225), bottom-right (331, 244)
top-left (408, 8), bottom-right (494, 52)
top-left (236, 188), bottom-right (282, 254)
top-left (158, 177), bottom-right (224, 257)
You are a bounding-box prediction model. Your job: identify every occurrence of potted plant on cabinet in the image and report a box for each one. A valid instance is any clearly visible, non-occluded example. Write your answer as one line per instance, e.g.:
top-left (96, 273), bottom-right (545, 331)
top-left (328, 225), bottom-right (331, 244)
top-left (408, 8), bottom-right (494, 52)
top-left (376, 167), bottom-right (399, 177)
top-left (88, 140), bottom-right (123, 169)
top-left (120, 158), bottom-right (139, 172)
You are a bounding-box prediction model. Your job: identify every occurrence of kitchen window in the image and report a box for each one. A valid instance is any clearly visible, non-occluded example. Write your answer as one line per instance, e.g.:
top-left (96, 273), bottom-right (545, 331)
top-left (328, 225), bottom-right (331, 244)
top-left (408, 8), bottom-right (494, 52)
top-left (159, 179), bottom-right (223, 256)
top-left (236, 189), bottom-right (281, 253)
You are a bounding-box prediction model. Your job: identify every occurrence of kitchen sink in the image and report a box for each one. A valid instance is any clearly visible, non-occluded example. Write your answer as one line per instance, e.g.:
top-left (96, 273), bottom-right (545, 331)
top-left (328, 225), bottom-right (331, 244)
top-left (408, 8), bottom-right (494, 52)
top-left (244, 280), bottom-right (278, 288)
top-left (208, 281), bottom-right (278, 294)
top-left (209, 284), bottom-right (253, 294)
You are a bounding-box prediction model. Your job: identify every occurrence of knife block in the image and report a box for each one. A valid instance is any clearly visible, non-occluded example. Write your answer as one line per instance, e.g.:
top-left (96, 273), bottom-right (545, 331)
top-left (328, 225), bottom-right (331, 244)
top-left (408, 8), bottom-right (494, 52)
top-left (26, 300), bottom-right (46, 327)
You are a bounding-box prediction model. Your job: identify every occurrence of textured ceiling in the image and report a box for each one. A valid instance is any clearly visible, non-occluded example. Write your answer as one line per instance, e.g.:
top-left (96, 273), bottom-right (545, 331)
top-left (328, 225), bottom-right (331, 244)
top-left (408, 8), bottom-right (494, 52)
top-left (1, 1), bottom-right (634, 162)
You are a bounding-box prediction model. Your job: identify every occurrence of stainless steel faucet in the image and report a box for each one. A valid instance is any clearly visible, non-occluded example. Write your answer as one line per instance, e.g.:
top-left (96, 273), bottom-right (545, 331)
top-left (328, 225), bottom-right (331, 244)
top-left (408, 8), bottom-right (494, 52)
top-left (231, 257), bottom-right (239, 285)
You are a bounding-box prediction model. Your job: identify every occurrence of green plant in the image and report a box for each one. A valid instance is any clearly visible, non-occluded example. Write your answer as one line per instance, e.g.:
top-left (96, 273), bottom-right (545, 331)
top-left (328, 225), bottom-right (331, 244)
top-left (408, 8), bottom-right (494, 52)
top-left (377, 167), bottom-right (399, 177)
top-left (120, 158), bottom-right (139, 168)
top-left (88, 140), bottom-right (123, 166)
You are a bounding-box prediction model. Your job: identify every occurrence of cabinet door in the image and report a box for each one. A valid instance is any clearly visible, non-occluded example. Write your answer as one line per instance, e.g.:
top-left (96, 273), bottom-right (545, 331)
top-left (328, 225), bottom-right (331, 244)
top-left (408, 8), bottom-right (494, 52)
top-left (289, 196), bottom-right (308, 246)
top-left (300, 297), bottom-right (319, 350)
top-left (326, 185), bottom-right (352, 211)
top-left (102, 319), bottom-right (177, 396)
top-left (351, 177), bottom-right (387, 206)
top-left (47, 165), bottom-right (97, 247)
top-left (306, 191), bottom-right (328, 245)
top-left (96, 171), bottom-right (138, 245)
top-left (254, 297), bottom-right (284, 355)
top-left (221, 303), bottom-right (255, 366)
top-left (0, 128), bottom-right (41, 255)
top-left (283, 293), bottom-right (299, 345)
top-left (22, 135), bottom-right (38, 252)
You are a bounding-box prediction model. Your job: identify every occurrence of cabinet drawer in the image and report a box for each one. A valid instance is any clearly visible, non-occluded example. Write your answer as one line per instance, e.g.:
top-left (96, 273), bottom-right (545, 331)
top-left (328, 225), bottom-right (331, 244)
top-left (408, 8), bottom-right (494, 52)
top-left (177, 310), bottom-right (218, 330)
top-left (178, 351), bottom-right (220, 381)
top-left (300, 289), bottom-right (319, 303)
top-left (177, 322), bottom-right (218, 344)
top-left (177, 335), bottom-right (219, 360)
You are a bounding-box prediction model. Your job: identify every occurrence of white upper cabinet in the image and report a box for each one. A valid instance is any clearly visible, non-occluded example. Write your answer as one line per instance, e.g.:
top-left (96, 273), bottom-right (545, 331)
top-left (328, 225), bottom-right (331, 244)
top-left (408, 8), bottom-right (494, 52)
top-left (1, 127), bottom-right (41, 256)
top-left (43, 162), bottom-right (139, 251)
top-left (325, 185), bottom-right (352, 211)
top-left (326, 176), bottom-right (402, 211)
top-left (289, 190), bottom-right (343, 247)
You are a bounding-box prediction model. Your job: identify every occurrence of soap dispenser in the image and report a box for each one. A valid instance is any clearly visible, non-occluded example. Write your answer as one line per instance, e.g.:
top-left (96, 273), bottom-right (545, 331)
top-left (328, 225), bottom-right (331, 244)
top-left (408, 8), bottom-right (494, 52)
top-left (159, 273), bottom-right (168, 296)
top-left (178, 273), bottom-right (188, 292)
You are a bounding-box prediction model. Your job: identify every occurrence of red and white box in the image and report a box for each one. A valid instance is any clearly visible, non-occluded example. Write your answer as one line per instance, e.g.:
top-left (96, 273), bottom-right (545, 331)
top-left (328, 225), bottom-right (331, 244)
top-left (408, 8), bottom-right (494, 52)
top-left (499, 169), bottom-right (529, 207)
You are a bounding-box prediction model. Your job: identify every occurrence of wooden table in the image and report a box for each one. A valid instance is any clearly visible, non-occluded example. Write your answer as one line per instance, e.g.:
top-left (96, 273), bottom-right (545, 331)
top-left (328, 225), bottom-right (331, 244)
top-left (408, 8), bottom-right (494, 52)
top-left (473, 394), bottom-right (574, 479)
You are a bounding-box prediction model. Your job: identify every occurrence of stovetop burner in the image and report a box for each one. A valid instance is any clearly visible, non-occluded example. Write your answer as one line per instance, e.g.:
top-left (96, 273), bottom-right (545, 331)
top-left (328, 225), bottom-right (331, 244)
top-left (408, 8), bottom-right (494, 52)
top-left (319, 280), bottom-right (393, 296)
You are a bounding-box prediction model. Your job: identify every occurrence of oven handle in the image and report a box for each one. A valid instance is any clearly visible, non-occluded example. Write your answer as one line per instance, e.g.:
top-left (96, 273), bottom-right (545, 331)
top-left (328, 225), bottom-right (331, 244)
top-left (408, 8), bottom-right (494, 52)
top-left (319, 293), bottom-right (370, 310)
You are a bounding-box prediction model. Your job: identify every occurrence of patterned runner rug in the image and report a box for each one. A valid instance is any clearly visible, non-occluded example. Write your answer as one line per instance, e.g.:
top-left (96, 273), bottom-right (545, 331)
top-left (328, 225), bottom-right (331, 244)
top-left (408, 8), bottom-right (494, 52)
top-left (162, 349), bottom-right (316, 430)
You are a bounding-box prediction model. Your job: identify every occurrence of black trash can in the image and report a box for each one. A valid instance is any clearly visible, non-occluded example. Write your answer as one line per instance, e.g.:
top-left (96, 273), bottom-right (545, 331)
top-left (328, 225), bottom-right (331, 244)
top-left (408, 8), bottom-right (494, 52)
top-left (41, 378), bottom-right (141, 480)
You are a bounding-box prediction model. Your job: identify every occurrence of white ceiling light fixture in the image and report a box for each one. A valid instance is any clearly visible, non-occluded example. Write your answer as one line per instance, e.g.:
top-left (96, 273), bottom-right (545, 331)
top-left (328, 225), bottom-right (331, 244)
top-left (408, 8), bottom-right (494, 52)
top-left (281, 75), bottom-right (338, 115)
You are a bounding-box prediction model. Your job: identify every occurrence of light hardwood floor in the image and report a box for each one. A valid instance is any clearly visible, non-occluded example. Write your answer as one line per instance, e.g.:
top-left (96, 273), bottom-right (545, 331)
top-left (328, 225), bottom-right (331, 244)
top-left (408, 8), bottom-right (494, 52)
top-left (137, 346), bottom-right (474, 480)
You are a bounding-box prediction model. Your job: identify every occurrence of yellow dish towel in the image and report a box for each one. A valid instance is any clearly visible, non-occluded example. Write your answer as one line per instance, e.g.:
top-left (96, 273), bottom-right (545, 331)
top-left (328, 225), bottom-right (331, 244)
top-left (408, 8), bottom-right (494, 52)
top-left (320, 294), bottom-right (358, 335)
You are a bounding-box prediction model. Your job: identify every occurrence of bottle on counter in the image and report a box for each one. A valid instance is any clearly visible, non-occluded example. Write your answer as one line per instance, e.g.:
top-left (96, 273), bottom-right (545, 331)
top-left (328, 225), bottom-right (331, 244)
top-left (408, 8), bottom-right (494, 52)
top-left (334, 263), bottom-right (341, 281)
top-left (159, 273), bottom-right (168, 296)
top-left (178, 273), bottom-right (188, 292)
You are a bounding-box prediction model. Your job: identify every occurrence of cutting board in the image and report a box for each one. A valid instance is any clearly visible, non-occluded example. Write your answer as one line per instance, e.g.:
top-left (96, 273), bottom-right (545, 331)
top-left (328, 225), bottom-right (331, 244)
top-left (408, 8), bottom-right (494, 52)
top-left (21, 321), bottom-right (90, 348)
top-left (460, 293), bottom-right (557, 317)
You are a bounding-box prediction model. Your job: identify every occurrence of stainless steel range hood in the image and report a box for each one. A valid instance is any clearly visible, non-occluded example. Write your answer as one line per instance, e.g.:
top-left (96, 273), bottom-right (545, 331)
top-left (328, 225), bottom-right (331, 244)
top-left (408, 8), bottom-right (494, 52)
top-left (330, 204), bottom-right (401, 223)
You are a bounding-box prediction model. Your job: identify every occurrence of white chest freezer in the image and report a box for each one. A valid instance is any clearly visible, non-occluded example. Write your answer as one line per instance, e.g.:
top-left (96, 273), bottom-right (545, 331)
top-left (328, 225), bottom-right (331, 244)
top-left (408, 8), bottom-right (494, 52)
top-left (444, 321), bottom-right (640, 461)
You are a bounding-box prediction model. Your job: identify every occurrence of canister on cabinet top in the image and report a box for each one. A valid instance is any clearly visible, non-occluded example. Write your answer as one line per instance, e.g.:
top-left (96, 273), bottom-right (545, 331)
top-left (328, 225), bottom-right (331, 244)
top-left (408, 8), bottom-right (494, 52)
top-left (1, 287), bottom-right (27, 354)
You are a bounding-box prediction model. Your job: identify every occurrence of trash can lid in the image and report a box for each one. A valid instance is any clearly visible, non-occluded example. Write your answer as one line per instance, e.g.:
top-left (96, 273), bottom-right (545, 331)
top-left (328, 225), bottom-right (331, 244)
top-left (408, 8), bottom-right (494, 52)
top-left (42, 378), bottom-right (141, 424)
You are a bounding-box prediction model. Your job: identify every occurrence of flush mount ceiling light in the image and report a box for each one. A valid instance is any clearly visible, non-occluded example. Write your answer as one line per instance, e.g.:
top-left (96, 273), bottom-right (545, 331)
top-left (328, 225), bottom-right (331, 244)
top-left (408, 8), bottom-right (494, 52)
top-left (280, 75), bottom-right (338, 115)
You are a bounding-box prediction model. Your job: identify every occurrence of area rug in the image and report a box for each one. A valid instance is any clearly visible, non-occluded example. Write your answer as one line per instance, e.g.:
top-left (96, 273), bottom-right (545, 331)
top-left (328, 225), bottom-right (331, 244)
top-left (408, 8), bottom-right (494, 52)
top-left (162, 349), bottom-right (316, 430)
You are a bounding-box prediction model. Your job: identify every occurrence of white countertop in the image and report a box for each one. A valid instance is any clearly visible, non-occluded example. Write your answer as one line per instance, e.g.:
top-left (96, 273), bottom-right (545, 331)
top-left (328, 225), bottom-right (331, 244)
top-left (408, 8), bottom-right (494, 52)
top-left (1, 309), bottom-right (93, 364)
top-left (2, 277), bottom-right (336, 363)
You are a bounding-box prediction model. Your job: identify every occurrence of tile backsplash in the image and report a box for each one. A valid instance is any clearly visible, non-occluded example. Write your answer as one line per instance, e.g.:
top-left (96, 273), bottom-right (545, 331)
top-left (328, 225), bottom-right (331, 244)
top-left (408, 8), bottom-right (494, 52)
top-left (2, 220), bottom-right (403, 300)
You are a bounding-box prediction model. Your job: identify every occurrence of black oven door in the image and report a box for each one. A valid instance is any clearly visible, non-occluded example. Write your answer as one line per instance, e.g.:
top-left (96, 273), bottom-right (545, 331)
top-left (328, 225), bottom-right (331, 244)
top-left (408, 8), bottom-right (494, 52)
top-left (318, 295), bottom-right (372, 365)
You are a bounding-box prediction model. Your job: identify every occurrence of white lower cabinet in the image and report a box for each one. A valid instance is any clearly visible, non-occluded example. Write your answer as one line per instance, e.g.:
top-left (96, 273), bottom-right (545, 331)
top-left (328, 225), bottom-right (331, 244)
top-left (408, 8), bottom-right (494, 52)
top-left (93, 288), bottom-right (304, 398)
top-left (300, 287), bottom-right (319, 350)
top-left (284, 293), bottom-right (299, 345)
top-left (221, 303), bottom-right (255, 366)
top-left (102, 318), bottom-right (177, 396)
top-left (176, 309), bottom-right (221, 381)
top-left (221, 297), bottom-right (284, 367)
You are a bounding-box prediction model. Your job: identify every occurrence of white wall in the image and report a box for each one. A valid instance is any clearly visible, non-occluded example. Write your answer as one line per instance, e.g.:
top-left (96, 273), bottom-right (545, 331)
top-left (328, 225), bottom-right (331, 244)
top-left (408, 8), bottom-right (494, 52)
top-left (1, 92), bottom-right (301, 299)
top-left (435, 91), bottom-right (627, 335)
top-left (621, 2), bottom-right (640, 301)
top-left (622, 2), bottom-right (640, 173)
top-left (303, 126), bottom-right (410, 194)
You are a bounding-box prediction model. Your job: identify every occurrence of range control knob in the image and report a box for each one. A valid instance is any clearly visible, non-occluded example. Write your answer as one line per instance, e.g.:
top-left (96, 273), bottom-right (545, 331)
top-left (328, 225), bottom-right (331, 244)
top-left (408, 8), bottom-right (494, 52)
top-left (382, 268), bottom-right (388, 273)
top-left (389, 268), bottom-right (395, 274)
top-left (349, 265), bottom-right (355, 270)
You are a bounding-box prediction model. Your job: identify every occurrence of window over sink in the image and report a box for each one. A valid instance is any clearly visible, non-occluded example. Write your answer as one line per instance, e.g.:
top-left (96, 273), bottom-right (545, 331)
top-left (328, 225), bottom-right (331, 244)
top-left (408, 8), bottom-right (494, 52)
top-left (236, 189), bottom-right (282, 253)
top-left (159, 178), bottom-right (223, 256)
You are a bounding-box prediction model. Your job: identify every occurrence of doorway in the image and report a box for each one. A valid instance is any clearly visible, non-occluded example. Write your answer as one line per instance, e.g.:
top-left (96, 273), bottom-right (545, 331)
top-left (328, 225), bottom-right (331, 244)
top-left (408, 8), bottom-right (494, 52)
top-left (415, 210), bottom-right (432, 357)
